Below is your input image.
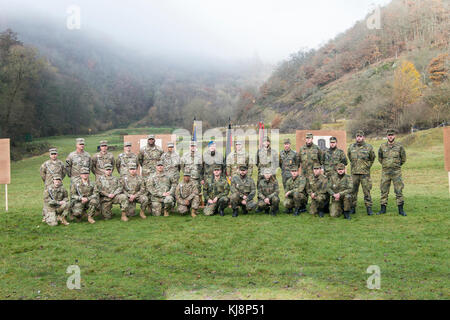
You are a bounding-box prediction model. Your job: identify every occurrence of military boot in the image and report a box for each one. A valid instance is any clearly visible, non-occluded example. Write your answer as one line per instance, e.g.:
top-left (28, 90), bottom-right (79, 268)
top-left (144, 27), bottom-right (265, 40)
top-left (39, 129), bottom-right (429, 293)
top-left (271, 207), bottom-right (278, 216)
top-left (60, 216), bottom-right (70, 226)
top-left (219, 208), bottom-right (225, 216)
top-left (140, 209), bottom-right (147, 219)
top-left (88, 216), bottom-right (96, 224)
top-left (264, 208), bottom-right (270, 214)
top-left (318, 211), bottom-right (325, 218)
top-left (232, 208), bottom-right (238, 217)
top-left (323, 202), bottom-right (330, 213)
top-left (343, 211), bottom-right (351, 220)
top-left (366, 207), bottom-right (373, 216)
top-left (121, 211), bottom-right (129, 222)
top-left (350, 207), bottom-right (356, 215)
top-left (299, 205), bottom-right (307, 213)
top-left (285, 208), bottom-right (293, 214)
top-left (191, 208), bottom-right (197, 218)
top-left (164, 209), bottom-right (170, 217)
top-left (242, 207), bottom-right (248, 215)
top-left (398, 203), bottom-right (407, 216)
top-left (377, 205), bottom-right (386, 215)
top-left (293, 208), bottom-right (300, 216)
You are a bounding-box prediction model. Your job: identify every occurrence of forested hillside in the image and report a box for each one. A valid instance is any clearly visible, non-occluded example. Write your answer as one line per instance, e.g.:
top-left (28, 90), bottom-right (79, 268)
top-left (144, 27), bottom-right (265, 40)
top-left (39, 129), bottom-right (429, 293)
top-left (236, 0), bottom-right (449, 135)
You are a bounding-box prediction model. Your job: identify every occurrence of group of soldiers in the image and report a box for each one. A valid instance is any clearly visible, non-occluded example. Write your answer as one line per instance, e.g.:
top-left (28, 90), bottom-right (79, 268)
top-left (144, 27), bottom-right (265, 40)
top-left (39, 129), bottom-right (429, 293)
top-left (39, 130), bottom-right (407, 226)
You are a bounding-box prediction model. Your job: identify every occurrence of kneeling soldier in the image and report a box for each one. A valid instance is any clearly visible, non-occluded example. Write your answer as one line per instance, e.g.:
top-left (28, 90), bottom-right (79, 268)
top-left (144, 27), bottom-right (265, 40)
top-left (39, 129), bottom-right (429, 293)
top-left (146, 161), bottom-right (176, 216)
top-left (43, 175), bottom-right (69, 226)
top-left (257, 168), bottom-right (280, 216)
top-left (284, 166), bottom-right (307, 216)
top-left (96, 163), bottom-right (128, 220)
top-left (71, 167), bottom-right (98, 224)
top-left (230, 165), bottom-right (257, 217)
top-left (120, 164), bottom-right (148, 220)
top-left (327, 163), bottom-right (353, 220)
top-left (175, 171), bottom-right (200, 217)
top-left (307, 165), bottom-right (329, 218)
top-left (204, 165), bottom-right (230, 216)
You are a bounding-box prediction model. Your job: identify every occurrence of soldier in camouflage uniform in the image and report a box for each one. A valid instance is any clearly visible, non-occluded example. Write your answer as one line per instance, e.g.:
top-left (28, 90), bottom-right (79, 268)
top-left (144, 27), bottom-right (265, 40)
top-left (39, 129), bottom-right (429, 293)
top-left (203, 141), bottom-right (224, 182)
top-left (180, 141), bottom-right (203, 195)
top-left (306, 165), bottom-right (329, 217)
top-left (96, 163), bottom-right (128, 221)
top-left (279, 138), bottom-right (298, 190)
top-left (43, 175), bottom-right (70, 226)
top-left (138, 134), bottom-right (164, 177)
top-left (66, 138), bottom-right (91, 185)
top-left (116, 141), bottom-right (139, 177)
top-left (256, 136), bottom-right (278, 186)
top-left (70, 167), bottom-right (98, 224)
top-left (230, 165), bottom-right (257, 217)
top-left (257, 168), bottom-right (280, 216)
top-left (284, 166), bottom-right (307, 216)
top-left (120, 164), bottom-right (148, 220)
top-left (323, 137), bottom-right (348, 177)
top-left (145, 162), bottom-right (176, 217)
top-left (347, 130), bottom-right (376, 215)
top-left (161, 142), bottom-right (181, 181)
top-left (203, 166), bottom-right (230, 216)
top-left (91, 140), bottom-right (115, 180)
top-left (298, 133), bottom-right (324, 178)
top-left (226, 140), bottom-right (253, 178)
top-left (377, 129), bottom-right (407, 216)
top-left (327, 163), bottom-right (353, 220)
top-left (175, 171), bottom-right (200, 217)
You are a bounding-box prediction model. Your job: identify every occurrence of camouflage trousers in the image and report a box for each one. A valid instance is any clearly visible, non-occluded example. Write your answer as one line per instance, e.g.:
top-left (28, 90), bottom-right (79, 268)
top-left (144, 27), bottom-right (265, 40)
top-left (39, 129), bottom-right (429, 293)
top-left (72, 198), bottom-right (99, 218)
top-left (330, 194), bottom-right (352, 217)
top-left (141, 167), bottom-right (156, 178)
top-left (177, 195), bottom-right (200, 215)
top-left (44, 202), bottom-right (69, 226)
top-left (100, 194), bottom-right (128, 219)
top-left (203, 196), bottom-right (229, 216)
top-left (284, 191), bottom-right (307, 209)
top-left (281, 170), bottom-right (292, 190)
top-left (309, 194), bottom-right (328, 215)
top-left (257, 195), bottom-right (280, 210)
top-left (151, 196), bottom-right (174, 216)
top-left (125, 194), bottom-right (149, 216)
top-left (380, 170), bottom-right (404, 205)
top-left (230, 193), bottom-right (257, 211)
top-left (352, 174), bottom-right (372, 208)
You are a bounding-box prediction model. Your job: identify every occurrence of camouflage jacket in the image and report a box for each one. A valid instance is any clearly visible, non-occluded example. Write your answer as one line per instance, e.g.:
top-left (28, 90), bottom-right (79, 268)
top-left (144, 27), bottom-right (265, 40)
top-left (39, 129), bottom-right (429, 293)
top-left (230, 174), bottom-right (256, 201)
top-left (44, 184), bottom-right (69, 207)
top-left (180, 151), bottom-right (203, 180)
top-left (327, 173), bottom-right (353, 197)
top-left (175, 180), bottom-right (199, 203)
top-left (120, 174), bottom-right (146, 198)
top-left (161, 151), bottom-right (181, 175)
top-left (323, 148), bottom-right (348, 175)
top-left (347, 142), bottom-right (376, 175)
top-left (65, 151), bottom-right (91, 180)
top-left (306, 174), bottom-right (328, 196)
top-left (226, 151), bottom-right (253, 177)
top-left (116, 152), bottom-right (139, 176)
top-left (138, 144), bottom-right (163, 175)
top-left (256, 147), bottom-right (278, 175)
top-left (298, 144), bottom-right (324, 176)
top-left (257, 177), bottom-right (279, 200)
top-left (40, 159), bottom-right (66, 187)
top-left (145, 172), bottom-right (176, 201)
top-left (204, 176), bottom-right (230, 200)
top-left (91, 151), bottom-right (115, 177)
top-left (378, 142), bottom-right (406, 171)
top-left (70, 180), bottom-right (98, 202)
top-left (96, 175), bottom-right (123, 199)
top-left (203, 151), bottom-right (224, 179)
top-left (285, 175), bottom-right (307, 195)
top-left (279, 149), bottom-right (298, 172)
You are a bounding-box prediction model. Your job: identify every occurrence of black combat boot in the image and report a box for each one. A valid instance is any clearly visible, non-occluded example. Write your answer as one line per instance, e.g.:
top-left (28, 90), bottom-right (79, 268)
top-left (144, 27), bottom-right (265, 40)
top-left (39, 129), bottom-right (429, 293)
top-left (343, 211), bottom-right (351, 220)
top-left (299, 205), bottom-right (307, 213)
top-left (366, 207), bottom-right (373, 216)
top-left (271, 207), bottom-right (278, 216)
top-left (350, 207), bottom-right (356, 214)
top-left (285, 208), bottom-right (293, 214)
top-left (324, 201), bottom-right (330, 213)
top-left (232, 208), bottom-right (238, 217)
top-left (398, 203), bottom-right (406, 216)
top-left (264, 208), bottom-right (270, 214)
top-left (318, 211), bottom-right (324, 218)
top-left (293, 208), bottom-right (300, 216)
top-left (377, 204), bottom-right (386, 215)
top-left (255, 207), bottom-right (262, 213)
top-left (242, 207), bottom-right (248, 215)
top-left (219, 207), bottom-right (225, 216)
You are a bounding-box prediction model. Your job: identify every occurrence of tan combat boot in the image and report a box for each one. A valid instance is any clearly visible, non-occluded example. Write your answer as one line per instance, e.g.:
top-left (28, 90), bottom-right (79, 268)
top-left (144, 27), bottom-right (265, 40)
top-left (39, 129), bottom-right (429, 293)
top-left (163, 209), bottom-right (169, 217)
top-left (140, 209), bottom-right (147, 219)
top-left (88, 216), bottom-right (96, 224)
top-left (60, 216), bottom-right (70, 226)
top-left (121, 211), bottom-right (129, 222)
top-left (191, 208), bottom-right (197, 218)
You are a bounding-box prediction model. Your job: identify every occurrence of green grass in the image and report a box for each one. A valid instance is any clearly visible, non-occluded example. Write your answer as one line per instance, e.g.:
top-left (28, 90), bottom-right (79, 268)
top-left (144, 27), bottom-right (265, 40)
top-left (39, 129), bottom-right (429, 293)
top-left (0, 128), bottom-right (448, 299)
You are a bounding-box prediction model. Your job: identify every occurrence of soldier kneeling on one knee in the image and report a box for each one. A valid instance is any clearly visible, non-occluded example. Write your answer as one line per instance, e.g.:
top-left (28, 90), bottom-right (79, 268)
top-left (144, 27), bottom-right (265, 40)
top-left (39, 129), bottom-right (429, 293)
top-left (257, 168), bottom-right (280, 216)
top-left (230, 165), bottom-right (257, 217)
top-left (43, 175), bottom-right (70, 226)
top-left (203, 166), bottom-right (230, 216)
top-left (307, 165), bottom-right (329, 218)
top-left (284, 166), bottom-right (307, 216)
top-left (96, 163), bottom-right (128, 220)
top-left (120, 164), bottom-right (148, 221)
top-left (327, 163), bottom-right (353, 220)
top-left (175, 171), bottom-right (200, 217)
top-left (71, 167), bottom-right (99, 224)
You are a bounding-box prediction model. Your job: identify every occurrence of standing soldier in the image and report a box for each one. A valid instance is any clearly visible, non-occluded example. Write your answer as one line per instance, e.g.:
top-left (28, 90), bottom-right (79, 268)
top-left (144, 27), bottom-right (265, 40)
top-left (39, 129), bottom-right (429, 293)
top-left (257, 168), bottom-right (280, 216)
top-left (91, 140), bottom-right (115, 180)
top-left (327, 163), bottom-right (353, 220)
top-left (298, 133), bottom-right (324, 178)
top-left (138, 134), bottom-right (163, 178)
top-left (279, 138), bottom-right (298, 189)
top-left (203, 141), bottom-right (224, 182)
top-left (284, 166), bottom-right (308, 216)
top-left (161, 142), bottom-right (181, 181)
top-left (347, 130), bottom-right (376, 215)
top-left (180, 141), bottom-right (203, 195)
top-left (120, 164), bottom-right (148, 220)
top-left (230, 165), bottom-right (257, 217)
top-left (70, 167), bottom-right (98, 224)
top-left (203, 166), bottom-right (230, 216)
top-left (43, 175), bottom-right (70, 226)
top-left (323, 137), bottom-right (348, 177)
top-left (306, 165), bottom-right (329, 218)
top-left (175, 171), bottom-right (200, 217)
top-left (226, 140), bottom-right (253, 178)
top-left (96, 163), bottom-right (128, 221)
top-left (145, 162), bottom-right (176, 217)
top-left (116, 141), bottom-right (139, 177)
top-left (256, 136), bottom-right (278, 186)
top-left (65, 138), bottom-right (91, 184)
top-left (377, 129), bottom-right (407, 216)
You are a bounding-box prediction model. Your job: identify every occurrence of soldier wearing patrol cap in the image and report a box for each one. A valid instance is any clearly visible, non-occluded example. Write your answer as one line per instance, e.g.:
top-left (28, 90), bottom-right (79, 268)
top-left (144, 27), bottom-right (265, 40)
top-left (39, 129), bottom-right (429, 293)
top-left (65, 138), bottom-right (91, 184)
top-left (203, 165), bottom-right (230, 216)
top-left (96, 163), bottom-right (128, 221)
top-left (298, 133), bottom-right (324, 178)
top-left (226, 140), bottom-right (253, 178)
top-left (230, 165), bottom-right (257, 217)
top-left (116, 141), bottom-right (139, 177)
top-left (377, 128), bottom-right (407, 216)
top-left (256, 136), bottom-right (278, 187)
top-left (120, 164), bottom-right (148, 220)
top-left (43, 175), bottom-right (70, 226)
top-left (257, 168), bottom-right (280, 216)
top-left (284, 166), bottom-right (307, 216)
top-left (175, 170), bottom-right (200, 217)
top-left (347, 130), bottom-right (376, 215)
top-left (306, 164), bottom-right (329, 217)
top-left (145, 161), bottom-right (176, 217)
top-left (138, 134), bottom-right (163, 177)
top-left (279, 138), bottom-right (299, 190)
top-left (91, 140), bottom-right (115, 180)
top-left (161, 142), bottom-right (181, 181)
top-left (323, 137), bottom-right (348, 178)
top-left (70, 167), bottom-right (98, 224)
top-left (327, 163), bottom-right (353, 220)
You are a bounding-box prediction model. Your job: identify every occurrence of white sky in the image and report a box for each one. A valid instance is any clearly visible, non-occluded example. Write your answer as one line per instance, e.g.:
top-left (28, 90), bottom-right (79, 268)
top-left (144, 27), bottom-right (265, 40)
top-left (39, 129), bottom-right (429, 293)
top-left (1, 0), bottom-right (392, 63)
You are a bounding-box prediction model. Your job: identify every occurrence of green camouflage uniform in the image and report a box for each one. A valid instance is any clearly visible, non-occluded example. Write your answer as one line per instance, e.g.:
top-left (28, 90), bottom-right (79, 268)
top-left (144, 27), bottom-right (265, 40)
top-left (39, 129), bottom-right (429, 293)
top-left (327, 173), bottom-right (353, 217)
top-left (284, 174), bottom-right (307, 210)
top-left (256, 147), bottom-right (278, 184)
top-left (138, 143), bottom-right (164, 177)
top-left (175, 179), bottom-right (200, 214)
top-left (306, 173), bottom-right (329, 215)
top-left (65, 150), bottom-right (91, 184)
top-left (96, 175), bottom-right (128, 219)
top-left (298, 143), bottom-right (324, 178)
top-left (323, 147), bottom-right (348, 177)
top-left (43, 184), bottom-right (69, 226)
top-left (70, 179), bottom-right (99, 218)
top-left (226, 150), bottom-right (253, 178)
top-left (161, 150), bottom-right (181, 181)
top-left (347, 141), bottom-right (376, 208)
top-left (180, 151), bottom-right (203, 194)
top-left (116, 151), bottom-right (139, 177)
top-left (40, 159), bottom-right (66, 187)
top-left (203, 150), bottom-right (224, 180)
top-left (378, 141), bottom-right (406, 205)
top-left (203, 175), bottom-right (230, 216)
top-left (257, 176), bottom-right (280, 211)
top-left (145, 171), bottom-right (176, 216)
top-left (230, 174), bottom-right (257, 211)
top-left (120, 174), bottom-right (149, 216)
top-left (279, 149), bottom-right (299, 189)
top-left (91, 151), bottom-right (115, 180)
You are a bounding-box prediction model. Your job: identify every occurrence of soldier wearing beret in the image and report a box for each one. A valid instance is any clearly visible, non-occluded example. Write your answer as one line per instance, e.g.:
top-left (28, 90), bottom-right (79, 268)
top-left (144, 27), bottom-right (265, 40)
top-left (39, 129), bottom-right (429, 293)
top-left (138, 135), bottom-right (164, 177)
top-left (145, 161), bottom-right (176, 217)
top-left (377, 129), bottom-right (407, 216)
top-left (284, 166), bottom-right (307, 216)
top-left (43, 175), bottom-right (70, 226)
top-left (306, 164), bottom-right (329, 217)
top-left (70, 167), bottom-right (98, 224)
top-left (298, 133), bottom-right (324, 179)
top-left (279, 138), bottom-right (299, 190)
top-left (91, 140), bottom-right (115, 180)
top-left (96, 163), bottom-right (128, 221)
top-left (203, 165), bottom-right (230, 216)
top-left (161, 142), bottom-right (181, 181)
top-left (175, 171), bottom-right (200, 217)
top-left (257, 168), bottom-right (280, 216)
top-left (120, 164), bottom-right (148, 220)
top-left (230, 165), bottom-right (257, 217)
top-left (327, 163), bottom-right (353, 220)
top-left (116, 141), bottom-right (139, 177)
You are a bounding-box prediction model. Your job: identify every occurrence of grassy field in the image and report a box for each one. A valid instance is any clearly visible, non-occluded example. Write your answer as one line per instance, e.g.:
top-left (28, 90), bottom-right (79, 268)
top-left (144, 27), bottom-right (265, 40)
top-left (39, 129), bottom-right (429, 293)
top-left (0, 127), bottom-right (448, 300)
